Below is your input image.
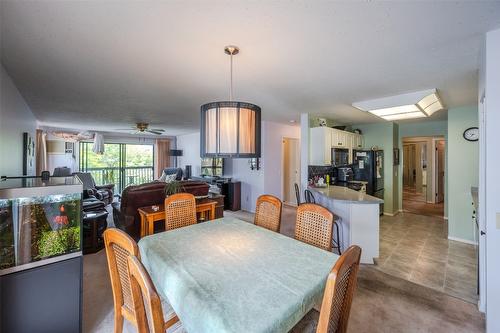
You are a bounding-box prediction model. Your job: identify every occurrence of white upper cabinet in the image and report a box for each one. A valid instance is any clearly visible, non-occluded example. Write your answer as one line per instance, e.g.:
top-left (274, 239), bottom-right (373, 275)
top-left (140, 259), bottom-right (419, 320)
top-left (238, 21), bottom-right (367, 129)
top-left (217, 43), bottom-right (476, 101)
top-left (352, 133), bottom-right (364, 149)
top-left (309, 127), bottom-right (364, 165)
top-left (309, 127), bottom-right (333, 165)
top-left (332, 129), bottom-right (350, 148)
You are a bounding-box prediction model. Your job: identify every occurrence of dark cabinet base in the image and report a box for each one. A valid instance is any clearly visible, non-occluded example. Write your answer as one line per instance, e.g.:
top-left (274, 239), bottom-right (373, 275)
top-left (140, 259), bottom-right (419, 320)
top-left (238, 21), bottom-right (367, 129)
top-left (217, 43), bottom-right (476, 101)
top-left (0, 256), bottom-right (82, 333)
top-left (220, 182), bottom-right (241, 211)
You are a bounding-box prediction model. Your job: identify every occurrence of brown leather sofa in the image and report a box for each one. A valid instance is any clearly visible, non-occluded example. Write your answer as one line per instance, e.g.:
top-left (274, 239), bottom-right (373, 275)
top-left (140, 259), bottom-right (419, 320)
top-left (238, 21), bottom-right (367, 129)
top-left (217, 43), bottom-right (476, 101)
top-left (112, 180), bottom-right (209, 238)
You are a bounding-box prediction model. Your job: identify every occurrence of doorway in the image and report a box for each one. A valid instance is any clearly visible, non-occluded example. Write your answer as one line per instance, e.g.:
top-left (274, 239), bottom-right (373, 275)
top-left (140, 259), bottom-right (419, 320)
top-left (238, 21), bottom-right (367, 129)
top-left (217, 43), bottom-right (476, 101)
top-left (402, 137), bottom-right (445, 217)
top-left (282, 137), bottom-right (300, 205)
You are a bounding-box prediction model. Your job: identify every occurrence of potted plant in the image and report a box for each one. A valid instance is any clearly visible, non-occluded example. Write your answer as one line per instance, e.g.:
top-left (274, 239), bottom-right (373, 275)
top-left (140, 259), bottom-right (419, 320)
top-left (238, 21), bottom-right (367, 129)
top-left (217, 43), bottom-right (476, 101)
top-left (164, 181), bottom-right (185, 197)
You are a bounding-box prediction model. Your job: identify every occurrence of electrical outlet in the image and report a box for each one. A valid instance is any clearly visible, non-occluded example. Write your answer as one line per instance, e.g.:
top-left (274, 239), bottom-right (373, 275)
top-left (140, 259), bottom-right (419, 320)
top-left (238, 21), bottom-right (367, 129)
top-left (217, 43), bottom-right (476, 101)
top-left (497, 213), bottom-right (500, 229)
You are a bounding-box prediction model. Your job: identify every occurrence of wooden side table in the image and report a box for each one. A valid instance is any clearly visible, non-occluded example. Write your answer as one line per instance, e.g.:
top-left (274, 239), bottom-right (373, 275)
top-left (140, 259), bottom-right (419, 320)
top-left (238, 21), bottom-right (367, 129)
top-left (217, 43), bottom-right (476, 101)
top-left (138, 199), bottom-right (217, 238)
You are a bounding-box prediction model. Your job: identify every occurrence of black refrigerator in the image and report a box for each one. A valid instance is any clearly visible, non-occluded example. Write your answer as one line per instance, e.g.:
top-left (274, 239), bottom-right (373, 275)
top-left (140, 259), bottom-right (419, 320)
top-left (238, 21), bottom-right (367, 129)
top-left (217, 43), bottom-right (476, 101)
top-left (352, 150), bottom-right (384, 213)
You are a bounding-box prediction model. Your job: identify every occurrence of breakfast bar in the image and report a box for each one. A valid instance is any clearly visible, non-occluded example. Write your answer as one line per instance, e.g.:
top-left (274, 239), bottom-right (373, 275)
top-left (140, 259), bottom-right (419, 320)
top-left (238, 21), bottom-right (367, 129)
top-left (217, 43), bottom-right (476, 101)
top-left (308, 185), bottom-right (383, 264)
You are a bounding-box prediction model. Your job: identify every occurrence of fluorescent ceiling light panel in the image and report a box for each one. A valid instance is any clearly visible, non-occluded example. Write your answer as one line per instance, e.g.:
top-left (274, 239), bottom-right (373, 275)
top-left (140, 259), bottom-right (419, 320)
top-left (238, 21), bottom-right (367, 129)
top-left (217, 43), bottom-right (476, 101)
top-left (369, 104), bottom-right (420, 117)
top-left (352, 89), bottom-right (445, 121)
top-left (381, 111), bottom-right (426, 121)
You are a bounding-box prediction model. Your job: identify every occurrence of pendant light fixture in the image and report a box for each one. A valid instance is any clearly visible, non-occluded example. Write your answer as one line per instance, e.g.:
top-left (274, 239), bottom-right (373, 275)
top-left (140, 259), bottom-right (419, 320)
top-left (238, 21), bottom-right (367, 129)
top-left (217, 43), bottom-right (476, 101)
top-left (200, 45), bottom-right (261, 158)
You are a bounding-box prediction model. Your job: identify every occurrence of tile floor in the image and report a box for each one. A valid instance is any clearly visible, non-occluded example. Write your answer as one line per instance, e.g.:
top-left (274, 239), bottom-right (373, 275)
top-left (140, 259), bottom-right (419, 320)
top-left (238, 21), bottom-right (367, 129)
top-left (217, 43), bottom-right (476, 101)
top-left (377, 212), bottom-right (478, 303)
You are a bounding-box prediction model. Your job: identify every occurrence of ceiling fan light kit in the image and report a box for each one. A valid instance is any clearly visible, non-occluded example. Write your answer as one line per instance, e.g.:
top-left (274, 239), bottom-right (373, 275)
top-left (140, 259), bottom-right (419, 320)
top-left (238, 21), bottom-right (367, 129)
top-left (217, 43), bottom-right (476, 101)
top-left (200, 45), bottom-right (261, 158)
top-left (352, 89), bottom-right (445, 121)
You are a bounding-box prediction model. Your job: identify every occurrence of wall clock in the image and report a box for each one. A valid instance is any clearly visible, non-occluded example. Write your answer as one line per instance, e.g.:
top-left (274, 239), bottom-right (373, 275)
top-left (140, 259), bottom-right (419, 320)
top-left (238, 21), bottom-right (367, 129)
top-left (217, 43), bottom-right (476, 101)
top-left (463, 127), bottom-right (479, 141)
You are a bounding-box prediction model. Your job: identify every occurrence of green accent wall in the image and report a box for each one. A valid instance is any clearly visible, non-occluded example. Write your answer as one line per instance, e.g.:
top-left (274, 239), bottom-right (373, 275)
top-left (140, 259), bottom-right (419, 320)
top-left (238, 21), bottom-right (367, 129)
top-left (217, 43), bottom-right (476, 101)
top-left (447, 106), bottom-right (479, 242)
top-left (354, 122), bottom-right (398, 214)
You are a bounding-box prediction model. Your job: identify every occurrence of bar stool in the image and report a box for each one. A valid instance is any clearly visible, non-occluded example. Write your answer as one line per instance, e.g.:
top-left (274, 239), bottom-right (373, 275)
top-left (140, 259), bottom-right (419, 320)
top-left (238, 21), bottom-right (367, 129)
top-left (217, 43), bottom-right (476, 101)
top-left (304, 189), bottom-right (316, 204)
top-left (332, 215), bottom-right (342, 255)
top-left (303, 189), bottom-right (342, 255)
top-left (294, 183), bottom-right (301, 205)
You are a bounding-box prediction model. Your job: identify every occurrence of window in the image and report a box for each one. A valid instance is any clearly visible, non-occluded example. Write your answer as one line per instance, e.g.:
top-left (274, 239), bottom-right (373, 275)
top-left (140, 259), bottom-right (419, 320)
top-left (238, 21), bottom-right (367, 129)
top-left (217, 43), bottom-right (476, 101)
top-left (201, 158), bottom-right (224, 176)
top-left (79, 142), bottom-right (154, 193)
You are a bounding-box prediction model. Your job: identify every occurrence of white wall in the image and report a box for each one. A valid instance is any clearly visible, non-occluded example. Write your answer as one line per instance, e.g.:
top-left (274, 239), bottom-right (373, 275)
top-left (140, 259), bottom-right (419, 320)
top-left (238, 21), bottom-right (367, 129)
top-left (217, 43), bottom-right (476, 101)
top-left (45, 132), bottom-right (79, 173)
top-left (176, 121), bottom-right (300, 212)
top-left (263, 121), bottom-right (300, 198)
top-left (177, 132), bottom-right (201, 176)
top-left (484, 27), bottom-right (500, 332)
top-left (0, 65), bottom-right (37, 176)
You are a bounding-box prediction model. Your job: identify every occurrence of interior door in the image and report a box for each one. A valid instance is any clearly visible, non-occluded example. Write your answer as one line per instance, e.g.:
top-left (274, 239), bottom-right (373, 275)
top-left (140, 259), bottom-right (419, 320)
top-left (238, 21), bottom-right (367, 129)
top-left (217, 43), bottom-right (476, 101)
top-left (436, 140), bottom-right (445, 203)
top-left (283, 138), bottom-right (301, 205)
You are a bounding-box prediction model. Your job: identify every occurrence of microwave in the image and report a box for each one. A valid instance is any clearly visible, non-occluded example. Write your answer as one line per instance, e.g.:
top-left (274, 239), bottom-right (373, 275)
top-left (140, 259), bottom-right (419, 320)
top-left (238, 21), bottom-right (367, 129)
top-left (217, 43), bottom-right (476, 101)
top-left (331, 148), bottom-right (349, 166)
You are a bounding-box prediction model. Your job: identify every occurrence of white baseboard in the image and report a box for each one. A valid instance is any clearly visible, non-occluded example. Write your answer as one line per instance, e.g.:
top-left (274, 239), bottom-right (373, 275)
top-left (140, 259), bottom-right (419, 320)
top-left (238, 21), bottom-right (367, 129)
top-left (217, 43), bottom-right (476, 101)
top-left (448, 236), bottom-right (478, 245)
top-left (383, 211), bottom-right (400, 217)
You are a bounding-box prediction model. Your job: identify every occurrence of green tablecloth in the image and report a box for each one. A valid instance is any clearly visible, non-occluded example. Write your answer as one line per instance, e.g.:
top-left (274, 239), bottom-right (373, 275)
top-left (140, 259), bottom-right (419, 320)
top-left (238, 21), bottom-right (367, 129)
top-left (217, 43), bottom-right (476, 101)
top-left (138, 217), bottom-right (339, 333)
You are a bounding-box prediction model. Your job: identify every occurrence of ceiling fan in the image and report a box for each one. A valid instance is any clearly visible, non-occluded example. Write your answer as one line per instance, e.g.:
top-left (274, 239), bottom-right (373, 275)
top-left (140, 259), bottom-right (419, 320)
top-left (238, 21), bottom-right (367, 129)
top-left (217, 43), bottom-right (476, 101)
top-left (115, 123), bottom-right (165, 135)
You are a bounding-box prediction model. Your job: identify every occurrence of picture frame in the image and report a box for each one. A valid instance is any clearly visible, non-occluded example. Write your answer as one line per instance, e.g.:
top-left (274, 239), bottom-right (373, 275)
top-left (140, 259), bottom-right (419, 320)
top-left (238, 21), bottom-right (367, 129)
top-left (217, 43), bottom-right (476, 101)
top-left (23, 132), bottom-right (35, 176)
top-left (393, 148), bottom-right (400, 166)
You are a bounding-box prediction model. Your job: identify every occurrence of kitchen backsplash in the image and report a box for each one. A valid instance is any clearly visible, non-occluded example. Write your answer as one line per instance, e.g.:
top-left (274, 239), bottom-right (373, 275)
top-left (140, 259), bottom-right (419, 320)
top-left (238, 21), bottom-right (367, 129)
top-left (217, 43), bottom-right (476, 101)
top-left (308, 165), bottom-right (334, 181)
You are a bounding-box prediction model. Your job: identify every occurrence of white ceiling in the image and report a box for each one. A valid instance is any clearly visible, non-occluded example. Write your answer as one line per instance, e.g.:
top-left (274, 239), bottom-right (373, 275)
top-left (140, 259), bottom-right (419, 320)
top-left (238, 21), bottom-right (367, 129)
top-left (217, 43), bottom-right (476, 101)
top-left (1, 1), bottom-right (500, 136)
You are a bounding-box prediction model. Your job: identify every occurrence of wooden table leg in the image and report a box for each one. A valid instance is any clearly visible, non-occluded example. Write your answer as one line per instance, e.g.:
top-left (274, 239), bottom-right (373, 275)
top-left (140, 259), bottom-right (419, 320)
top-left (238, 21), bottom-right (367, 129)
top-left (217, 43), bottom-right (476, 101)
top-left (148, 216), bottom-right (155, 236)
top-left (210, 204), bottom-right (215, 221)
top-left (140, 213), bottom-right (147, 238)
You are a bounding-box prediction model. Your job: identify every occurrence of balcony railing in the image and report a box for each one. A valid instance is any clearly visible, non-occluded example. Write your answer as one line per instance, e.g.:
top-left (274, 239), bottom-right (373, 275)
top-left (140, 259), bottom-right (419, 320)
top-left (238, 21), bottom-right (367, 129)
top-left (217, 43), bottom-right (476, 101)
top-left (84, 166), bottom-right (154, 194)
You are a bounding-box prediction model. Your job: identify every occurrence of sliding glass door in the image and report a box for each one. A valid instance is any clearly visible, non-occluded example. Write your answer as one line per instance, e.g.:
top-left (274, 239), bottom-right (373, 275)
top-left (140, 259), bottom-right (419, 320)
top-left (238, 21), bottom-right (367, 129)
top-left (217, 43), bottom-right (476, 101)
top-left (79, 143), bottom-right (154, 194)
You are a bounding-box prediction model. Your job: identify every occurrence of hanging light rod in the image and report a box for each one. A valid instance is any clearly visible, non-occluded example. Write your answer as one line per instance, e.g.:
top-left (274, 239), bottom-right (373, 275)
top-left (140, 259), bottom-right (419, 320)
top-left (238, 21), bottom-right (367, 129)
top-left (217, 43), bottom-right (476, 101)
top-left (200, 45), bottom-right (261, 158)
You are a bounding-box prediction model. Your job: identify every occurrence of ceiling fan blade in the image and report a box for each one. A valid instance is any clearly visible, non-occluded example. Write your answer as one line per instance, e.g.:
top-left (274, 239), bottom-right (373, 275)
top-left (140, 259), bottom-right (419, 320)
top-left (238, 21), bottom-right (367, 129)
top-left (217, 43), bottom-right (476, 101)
top-left (149, 128), bottom-right (165, 132)
top-left (147, 130), bottom-right (163, 135)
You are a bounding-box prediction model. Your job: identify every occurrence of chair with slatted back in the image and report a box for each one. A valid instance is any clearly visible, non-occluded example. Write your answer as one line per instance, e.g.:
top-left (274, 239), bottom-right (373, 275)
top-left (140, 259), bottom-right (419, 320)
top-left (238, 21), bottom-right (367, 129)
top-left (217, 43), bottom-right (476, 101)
top-left (316, 245), bottom-right (362, 333)
top-left (103, 228), bottom-right (179, 333)
top-left (164, 193), bottom-right (197, 231)
top-left (128, 255), bottom-right (182, 333)
top-left (254, 194), bottom-right (282, 232)
top-left (294, 203), bottom-right (333, 251)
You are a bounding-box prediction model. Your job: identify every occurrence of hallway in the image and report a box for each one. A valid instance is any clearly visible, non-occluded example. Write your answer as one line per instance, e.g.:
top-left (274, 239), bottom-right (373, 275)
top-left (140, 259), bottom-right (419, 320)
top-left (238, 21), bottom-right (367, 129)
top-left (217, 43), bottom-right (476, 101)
top-left (403, 186), bottom-right (445, 217)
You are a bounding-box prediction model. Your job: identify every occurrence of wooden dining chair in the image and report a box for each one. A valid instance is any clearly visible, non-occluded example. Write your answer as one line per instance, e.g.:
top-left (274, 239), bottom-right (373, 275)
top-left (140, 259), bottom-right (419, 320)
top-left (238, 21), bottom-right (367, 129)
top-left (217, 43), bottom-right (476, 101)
top-left (164, 192), bottom-right (197, 231)
top-left (316, 245), bottom-right (362, 333)
top-left (254, 194), bottom-right (282, 232)
top-left (127, 255), bottom-right (180, 333)
top-left (294, 203), bottom-right (334, 251)
top-left (103, 228), bottom-right (141, 333)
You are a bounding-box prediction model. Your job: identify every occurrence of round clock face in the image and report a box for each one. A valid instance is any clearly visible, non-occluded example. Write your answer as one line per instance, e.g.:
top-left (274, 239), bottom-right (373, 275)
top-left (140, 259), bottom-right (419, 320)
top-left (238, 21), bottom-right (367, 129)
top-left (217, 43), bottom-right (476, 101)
top-left (463, 127), bottom-right (479, 141)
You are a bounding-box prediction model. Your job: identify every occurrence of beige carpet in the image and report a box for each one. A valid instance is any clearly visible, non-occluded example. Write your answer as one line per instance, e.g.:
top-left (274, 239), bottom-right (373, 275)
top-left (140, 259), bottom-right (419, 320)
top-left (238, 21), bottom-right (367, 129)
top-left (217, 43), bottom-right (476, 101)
top-left (83, 207), bottom-right (485, 332)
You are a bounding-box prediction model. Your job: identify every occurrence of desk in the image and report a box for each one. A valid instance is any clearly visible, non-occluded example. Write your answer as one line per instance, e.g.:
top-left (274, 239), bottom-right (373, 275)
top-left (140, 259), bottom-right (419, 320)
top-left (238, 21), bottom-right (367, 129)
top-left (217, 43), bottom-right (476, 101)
top-left (138, 217), bottom-right (338, 333)
top-left (138, 198), bottom-right (217, 237)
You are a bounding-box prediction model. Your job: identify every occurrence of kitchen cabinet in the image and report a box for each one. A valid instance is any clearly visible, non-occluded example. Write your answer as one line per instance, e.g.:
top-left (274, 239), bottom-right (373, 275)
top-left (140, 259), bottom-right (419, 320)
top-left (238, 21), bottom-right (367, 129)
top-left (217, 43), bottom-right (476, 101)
top-left (310, 127), bottom-right (364, 165)
top-left (351, 134), bottom-right (364, 149)
top-left (310, 127), bottom-right (333, 165)
top-left (332, 129), bottom-right (349, 148)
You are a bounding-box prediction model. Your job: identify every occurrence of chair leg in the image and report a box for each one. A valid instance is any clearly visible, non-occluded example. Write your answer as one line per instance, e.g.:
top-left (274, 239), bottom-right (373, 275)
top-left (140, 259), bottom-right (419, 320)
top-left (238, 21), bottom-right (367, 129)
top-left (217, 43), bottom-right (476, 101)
top-left (114, 310), bottom-right (124, 333)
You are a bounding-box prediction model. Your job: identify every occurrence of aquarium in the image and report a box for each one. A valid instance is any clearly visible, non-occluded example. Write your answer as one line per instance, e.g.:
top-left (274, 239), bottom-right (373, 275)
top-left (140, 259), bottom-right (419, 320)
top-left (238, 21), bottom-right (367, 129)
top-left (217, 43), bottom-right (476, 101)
top-left (0, 176), bottom-right (83, 275)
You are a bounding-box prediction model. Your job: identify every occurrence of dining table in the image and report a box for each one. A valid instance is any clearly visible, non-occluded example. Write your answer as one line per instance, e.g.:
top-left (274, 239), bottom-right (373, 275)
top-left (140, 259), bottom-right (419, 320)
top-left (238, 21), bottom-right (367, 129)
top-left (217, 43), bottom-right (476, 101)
top-left (138, 216), bottom-right (339, 333)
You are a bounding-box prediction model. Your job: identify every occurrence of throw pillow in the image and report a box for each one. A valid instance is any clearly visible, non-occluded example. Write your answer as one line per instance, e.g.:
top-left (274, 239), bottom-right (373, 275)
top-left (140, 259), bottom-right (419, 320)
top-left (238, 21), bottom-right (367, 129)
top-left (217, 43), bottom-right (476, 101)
top-left (164, 173), bottom-right (177, 183)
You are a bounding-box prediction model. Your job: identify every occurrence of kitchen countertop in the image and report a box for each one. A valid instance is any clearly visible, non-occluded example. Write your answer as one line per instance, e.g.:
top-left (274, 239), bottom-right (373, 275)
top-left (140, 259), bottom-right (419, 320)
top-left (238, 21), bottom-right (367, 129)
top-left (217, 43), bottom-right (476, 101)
top-left (308, 185), bottom-right (384, 204)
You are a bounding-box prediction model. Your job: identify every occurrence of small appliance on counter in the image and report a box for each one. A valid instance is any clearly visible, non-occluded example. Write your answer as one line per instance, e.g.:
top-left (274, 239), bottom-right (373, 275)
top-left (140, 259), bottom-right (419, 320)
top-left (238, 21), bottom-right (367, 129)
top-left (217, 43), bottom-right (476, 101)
top-left (336, 167), bottom-right (353, 182)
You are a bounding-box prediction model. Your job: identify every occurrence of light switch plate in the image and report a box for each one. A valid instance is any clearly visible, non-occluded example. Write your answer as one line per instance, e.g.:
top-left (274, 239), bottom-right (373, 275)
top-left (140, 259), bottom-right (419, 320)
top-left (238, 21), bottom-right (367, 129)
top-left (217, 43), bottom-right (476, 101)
top-left (497, 213), bottom-right (500, 229)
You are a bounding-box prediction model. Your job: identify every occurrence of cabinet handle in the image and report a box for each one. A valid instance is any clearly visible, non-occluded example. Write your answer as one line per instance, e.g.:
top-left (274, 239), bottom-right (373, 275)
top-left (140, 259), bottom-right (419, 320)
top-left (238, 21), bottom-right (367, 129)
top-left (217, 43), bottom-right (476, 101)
top-left (338, 143), bottom-right (342, 145)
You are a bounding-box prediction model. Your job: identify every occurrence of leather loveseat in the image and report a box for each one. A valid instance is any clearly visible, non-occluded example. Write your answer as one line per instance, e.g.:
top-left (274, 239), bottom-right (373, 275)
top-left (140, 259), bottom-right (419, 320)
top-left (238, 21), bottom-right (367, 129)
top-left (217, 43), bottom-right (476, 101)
top-left (112, 180), bottom-right (209, 238)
